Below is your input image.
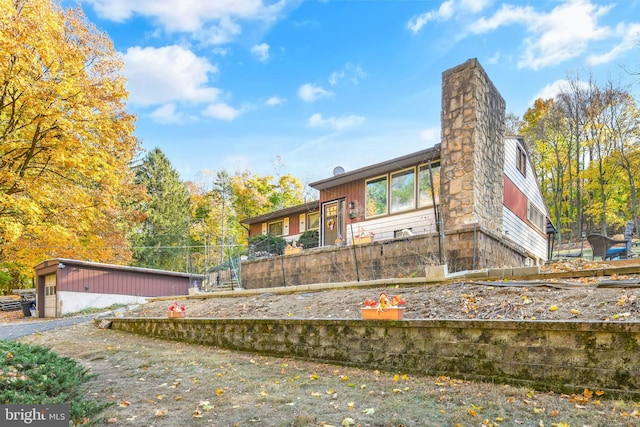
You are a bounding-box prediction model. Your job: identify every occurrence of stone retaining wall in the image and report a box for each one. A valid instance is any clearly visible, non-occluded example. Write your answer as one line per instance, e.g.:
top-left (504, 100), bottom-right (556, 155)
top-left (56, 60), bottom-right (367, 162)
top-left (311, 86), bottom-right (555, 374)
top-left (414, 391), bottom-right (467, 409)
top-left (241, 229), bottom-right (530, 290)
top-left (109, 317), bottom-right (640, 399)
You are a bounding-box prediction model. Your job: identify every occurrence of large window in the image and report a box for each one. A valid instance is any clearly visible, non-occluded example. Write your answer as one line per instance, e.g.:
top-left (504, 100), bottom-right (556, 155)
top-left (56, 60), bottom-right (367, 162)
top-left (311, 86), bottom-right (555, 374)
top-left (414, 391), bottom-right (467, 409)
top-left (268, 220), bottom-right (283, 236)
top-left (418, 163), bottom-right (440, 207)
top-left (390, 168), bottom-right (415, 213)
top-left (365, 176), bottom-right (388, 217)
top-left (364, 162), bottom-right (440, 218)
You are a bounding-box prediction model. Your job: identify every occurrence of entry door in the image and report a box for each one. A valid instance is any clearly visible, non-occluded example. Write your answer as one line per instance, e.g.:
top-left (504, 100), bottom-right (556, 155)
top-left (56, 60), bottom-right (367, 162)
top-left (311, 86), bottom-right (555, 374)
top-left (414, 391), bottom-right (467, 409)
top-left (322, 200), bottom-right (345, 246)
top-left (44, 274), bottom-right (57, 318)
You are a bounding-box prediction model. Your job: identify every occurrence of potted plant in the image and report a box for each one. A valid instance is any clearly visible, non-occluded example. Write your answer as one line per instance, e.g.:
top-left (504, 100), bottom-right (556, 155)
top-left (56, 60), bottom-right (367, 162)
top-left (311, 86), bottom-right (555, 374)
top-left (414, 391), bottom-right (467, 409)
top-left (284, 241), bottom-right (303, 255)
top-left (167, 302), bottom-right (186, 318)
top-left (361, 292), bottom-right (406, 320)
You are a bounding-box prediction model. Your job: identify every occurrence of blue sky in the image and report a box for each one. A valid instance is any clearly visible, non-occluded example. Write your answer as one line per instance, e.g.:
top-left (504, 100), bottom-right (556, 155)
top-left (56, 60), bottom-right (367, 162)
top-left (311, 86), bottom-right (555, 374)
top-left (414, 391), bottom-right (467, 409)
top-left (73, 0), bottom-right (640, 193)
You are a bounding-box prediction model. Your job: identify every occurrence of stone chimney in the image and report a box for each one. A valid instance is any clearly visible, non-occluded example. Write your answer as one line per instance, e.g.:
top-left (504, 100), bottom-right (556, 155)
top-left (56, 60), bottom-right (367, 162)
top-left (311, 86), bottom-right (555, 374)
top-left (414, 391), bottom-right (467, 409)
top-left (440, 58), bottom-right (505, 236)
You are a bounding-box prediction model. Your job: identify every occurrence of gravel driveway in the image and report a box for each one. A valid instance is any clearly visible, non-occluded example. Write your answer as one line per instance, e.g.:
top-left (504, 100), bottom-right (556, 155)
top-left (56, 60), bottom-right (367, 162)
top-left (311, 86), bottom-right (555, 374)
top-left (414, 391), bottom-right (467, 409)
top-left (0, 314), bottom-right (97, 340)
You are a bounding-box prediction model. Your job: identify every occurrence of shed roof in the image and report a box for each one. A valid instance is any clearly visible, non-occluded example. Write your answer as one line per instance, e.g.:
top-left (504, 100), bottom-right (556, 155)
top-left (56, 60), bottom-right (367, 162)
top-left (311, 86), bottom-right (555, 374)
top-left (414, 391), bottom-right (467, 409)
top-left (34, 258), bottom-right (203, 279)
top-left (309, 145), bottom-right (441, 190)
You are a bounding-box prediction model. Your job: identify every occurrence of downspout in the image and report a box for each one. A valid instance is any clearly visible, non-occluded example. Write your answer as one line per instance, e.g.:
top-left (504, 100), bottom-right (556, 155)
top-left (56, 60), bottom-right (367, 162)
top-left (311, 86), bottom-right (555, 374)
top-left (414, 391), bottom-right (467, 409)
top-left (349, 223), bottom-right (361, 282)
top-left (429, 161), bottom-right (446, 265)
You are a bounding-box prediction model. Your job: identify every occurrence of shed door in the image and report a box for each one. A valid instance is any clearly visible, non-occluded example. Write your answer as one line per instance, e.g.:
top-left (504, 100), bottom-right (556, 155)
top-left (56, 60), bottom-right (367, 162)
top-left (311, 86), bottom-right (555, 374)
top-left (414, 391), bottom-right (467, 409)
top-left (44, 274), bottom-right (57, 318)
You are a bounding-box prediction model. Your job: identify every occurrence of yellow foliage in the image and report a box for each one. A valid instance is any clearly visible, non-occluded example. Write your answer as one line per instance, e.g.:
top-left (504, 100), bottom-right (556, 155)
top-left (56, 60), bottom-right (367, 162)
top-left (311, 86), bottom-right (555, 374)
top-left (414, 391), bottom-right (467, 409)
top-left (1, 0), bottom-right (139, 279)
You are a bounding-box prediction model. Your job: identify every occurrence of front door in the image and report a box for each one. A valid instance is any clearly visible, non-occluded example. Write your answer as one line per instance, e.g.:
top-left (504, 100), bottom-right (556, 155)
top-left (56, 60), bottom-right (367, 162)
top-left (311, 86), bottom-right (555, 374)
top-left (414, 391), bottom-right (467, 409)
top-left (44, 274), bottom-right (57, 318)
top-left (322, 199), bottom-right (345, 246)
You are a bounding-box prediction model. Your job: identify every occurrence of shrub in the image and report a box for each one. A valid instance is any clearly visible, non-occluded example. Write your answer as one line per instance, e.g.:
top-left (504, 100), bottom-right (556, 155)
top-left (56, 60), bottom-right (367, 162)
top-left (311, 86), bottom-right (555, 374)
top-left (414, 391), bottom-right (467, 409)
top-left (248, 234), bottom-right (287, 257)
top-left (0, 341), bottom-right (112, 422)
top-left (298, 229), bottom-right (319, 249)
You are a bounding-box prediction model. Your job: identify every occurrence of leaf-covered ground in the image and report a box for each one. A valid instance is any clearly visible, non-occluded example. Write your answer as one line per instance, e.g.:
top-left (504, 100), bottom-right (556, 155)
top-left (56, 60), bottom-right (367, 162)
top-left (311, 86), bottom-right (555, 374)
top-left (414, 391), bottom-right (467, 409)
top-left (18, 322), bottom-right (640, 426)
top-left (123, 259), bottom-right (640, 322)
top-left (9, 258), bottom-right (640, 425)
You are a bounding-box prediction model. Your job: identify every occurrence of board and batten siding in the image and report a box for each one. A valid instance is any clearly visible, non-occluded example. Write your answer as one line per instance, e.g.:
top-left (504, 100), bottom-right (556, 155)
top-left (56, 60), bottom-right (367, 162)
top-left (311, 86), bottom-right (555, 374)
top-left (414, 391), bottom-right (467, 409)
top-left (502, 136), bottom-right (548, 261)
top-left (58, 265), bottom-right (188, 297)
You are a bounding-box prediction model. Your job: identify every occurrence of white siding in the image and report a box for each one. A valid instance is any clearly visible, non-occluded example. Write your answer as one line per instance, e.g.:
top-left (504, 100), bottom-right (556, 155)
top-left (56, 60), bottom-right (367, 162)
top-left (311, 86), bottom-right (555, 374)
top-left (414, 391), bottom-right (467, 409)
top-left (503, 206), bottom-right (547, 261)
top-left (503, 136), bottom-right (548, 261)
top-left (504, 137), bottom-right (547, 215)
top-left (346, 209), bottom-right (438, 244)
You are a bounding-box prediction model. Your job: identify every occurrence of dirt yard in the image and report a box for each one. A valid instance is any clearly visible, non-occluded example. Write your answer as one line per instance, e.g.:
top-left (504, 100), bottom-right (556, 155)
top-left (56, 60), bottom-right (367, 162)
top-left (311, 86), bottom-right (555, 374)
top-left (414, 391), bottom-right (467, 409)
top-left (123, 259), bottom-right (640, 323)
top-left (10, 258), bottom-right (640, 426)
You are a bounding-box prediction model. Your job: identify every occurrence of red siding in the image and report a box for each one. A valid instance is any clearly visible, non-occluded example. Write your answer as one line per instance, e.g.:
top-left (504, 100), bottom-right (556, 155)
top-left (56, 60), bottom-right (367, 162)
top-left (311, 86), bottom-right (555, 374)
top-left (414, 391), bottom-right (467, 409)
top-left (503, 176), bottom-right (527, 221)
top-left (320, 180), bottom-right (364, 223)
top-left (56, 266), bottom-right (189, 297)
top-left (249, 223), bottom-right (262, 238)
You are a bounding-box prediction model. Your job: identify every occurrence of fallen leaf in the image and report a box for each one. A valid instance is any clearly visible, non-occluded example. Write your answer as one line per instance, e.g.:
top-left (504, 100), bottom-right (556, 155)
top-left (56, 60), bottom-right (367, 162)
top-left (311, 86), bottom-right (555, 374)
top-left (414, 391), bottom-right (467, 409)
top-left (342, 418), bottom-right (355, 426)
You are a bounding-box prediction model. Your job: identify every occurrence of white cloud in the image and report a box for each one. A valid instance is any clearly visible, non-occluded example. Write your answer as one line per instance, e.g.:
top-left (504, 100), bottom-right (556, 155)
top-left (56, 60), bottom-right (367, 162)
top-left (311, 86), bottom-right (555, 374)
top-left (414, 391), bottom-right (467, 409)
top-left (407, 0), bottom-right (492, 33)
top-left (298, 83), bottom-right (334, 102)
top-left (150, 103), bottom-right (188, 124)
top-left (251, 43), bottom-right (270, 62)
top-left (202, 103), bottom-right (242, 121)
top-left (212, 47), bottom-right (231, 56)
top-left (419, 127), bottom-right (440, 143)
top-left (587, 22), bottom-right (640, 66)
top-left (266, 96), bottom-right (285, 106)
top-left (123, 45), bottom-right (220, 106)
top-left (83, 0), bottom-right (285, 34)
top-left (193, 16), bottom-right (243, 45)
top-left (407, 0), bottom-right (455, 33)
top-left (328, 63), bottom-right (366, 86)
top-left (530, 79), bottom-right (590, 104)
top-left (471, 0), bottom-right (614, 70)
top-left (307, 113), bottom-right (365, 131)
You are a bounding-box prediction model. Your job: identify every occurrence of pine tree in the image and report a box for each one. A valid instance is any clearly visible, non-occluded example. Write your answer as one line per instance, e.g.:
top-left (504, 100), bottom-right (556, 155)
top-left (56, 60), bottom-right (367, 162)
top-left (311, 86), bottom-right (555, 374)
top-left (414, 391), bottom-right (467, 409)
top-left (130, 148), bottom-right (191, 271)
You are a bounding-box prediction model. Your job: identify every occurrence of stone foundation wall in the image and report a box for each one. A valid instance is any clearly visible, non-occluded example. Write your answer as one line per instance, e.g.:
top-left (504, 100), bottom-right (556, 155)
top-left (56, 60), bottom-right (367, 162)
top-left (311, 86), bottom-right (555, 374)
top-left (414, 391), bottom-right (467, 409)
top-left (110, 317), bottom-right (640, 399)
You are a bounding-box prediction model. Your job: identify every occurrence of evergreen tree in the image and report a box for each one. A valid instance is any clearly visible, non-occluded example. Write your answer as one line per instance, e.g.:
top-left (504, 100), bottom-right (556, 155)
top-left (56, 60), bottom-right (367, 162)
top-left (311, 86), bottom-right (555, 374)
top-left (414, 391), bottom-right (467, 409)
top-left (130, 148), bottom-right (191, 271)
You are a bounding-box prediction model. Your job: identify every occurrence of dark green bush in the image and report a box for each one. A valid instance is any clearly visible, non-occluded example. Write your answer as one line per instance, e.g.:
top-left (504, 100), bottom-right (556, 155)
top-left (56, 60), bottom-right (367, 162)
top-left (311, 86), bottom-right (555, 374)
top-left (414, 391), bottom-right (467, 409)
top-left (248, 234), bottom-right (287, 257)
top-left (298, 229), bottom-right (319, 249)
top-left (0, 340), bottom-right (112, 423)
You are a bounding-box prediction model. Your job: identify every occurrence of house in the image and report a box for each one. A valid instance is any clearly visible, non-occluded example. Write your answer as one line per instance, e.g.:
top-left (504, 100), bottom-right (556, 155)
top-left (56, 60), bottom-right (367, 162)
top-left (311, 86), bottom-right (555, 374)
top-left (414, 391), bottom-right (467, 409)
top-left (239, 58), bottom-right (550, 288)
top-left (240, 200), bottom-right (319, 245)
top-left (33, 258), bottom-right (202, 318)
top-left (242, 136), bottom-right (548, 264)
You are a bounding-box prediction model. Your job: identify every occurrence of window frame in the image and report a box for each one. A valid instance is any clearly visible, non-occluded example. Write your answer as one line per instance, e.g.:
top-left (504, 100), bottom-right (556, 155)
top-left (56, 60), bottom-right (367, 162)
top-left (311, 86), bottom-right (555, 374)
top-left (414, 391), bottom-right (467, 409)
top-left (390, 167), bottom-right (416, 214)
top-left (527, 201), bottom-right (544, 232)
top-left (516, 144), bottom-right (527, 177)
top-left (364, 174), bottom-right (389, 218)
top-left (267, 220), bottom-right (284, 236)
top-left (307, 211), bottom-right (320, 230)
top-left (418, 162), bottom-right (440, 208)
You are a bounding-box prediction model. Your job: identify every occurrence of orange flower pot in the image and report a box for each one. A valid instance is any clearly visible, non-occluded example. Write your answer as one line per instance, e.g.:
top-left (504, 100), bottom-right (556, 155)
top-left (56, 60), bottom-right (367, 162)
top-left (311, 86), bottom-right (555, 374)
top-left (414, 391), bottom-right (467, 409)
top-left (167, 311), bottom-right (186, 319)
top-left (361, 307), bottom-right (404, 320)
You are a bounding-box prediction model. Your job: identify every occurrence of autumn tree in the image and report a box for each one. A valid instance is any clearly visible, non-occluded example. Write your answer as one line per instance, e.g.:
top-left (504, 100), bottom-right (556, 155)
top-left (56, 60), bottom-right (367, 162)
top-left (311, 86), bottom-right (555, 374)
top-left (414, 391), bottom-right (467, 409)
top-left (0, 0), bottom-right (139, 286)
top-left (129, 148), bottom-right (190, 271)
top-left (522, 98), bottom-right (571, 242)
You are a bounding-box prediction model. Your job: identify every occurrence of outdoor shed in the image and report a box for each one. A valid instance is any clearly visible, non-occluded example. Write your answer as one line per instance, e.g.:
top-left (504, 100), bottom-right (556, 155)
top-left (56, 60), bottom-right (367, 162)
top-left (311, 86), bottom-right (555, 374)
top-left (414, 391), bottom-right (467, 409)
top-left (33, 258), bottom-right (201, 318)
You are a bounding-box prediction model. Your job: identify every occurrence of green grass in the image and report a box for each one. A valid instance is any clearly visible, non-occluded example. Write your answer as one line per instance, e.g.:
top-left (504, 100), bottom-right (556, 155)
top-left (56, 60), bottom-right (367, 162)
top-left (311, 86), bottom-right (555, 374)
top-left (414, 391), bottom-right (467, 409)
top-left (0, 340), bottom-right (112, 424)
